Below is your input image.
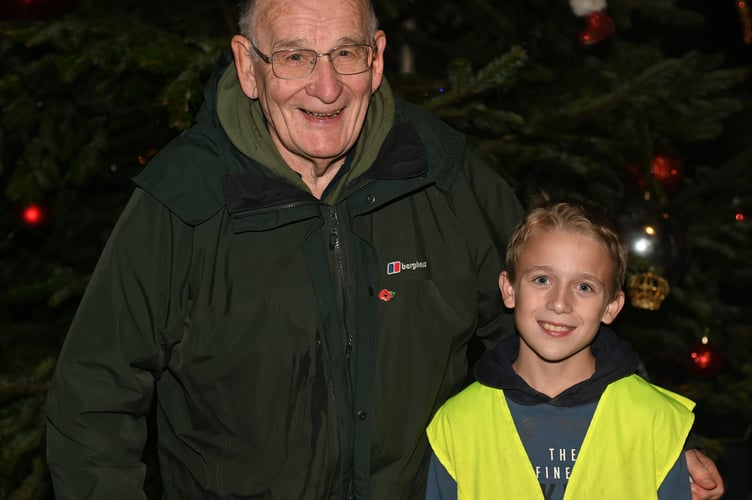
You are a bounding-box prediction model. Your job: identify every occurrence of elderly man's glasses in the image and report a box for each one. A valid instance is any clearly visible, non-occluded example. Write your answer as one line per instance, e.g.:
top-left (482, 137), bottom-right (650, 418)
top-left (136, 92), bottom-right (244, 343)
top-left (251, 43), bottom-right (374, 80)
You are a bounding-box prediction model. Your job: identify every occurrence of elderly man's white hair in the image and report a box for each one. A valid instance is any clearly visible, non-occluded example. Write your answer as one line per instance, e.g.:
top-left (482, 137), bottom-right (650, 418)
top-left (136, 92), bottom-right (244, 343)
top-left (237, 0), bottom-right (379, 43)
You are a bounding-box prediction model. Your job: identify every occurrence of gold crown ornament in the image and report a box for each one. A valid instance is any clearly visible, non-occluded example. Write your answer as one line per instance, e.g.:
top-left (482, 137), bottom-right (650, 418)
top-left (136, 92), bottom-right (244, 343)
top-left (627, 271), bottom-right (670, 311)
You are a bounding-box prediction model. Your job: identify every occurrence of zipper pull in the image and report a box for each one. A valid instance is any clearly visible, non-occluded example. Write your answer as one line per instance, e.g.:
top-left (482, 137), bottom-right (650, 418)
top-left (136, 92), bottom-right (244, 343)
top-left (329, 233), bottom-right (337, 250)
top-left (346, 332), bottom-right (354, 359)
top-left (329, 209), bottom-right (339, 250)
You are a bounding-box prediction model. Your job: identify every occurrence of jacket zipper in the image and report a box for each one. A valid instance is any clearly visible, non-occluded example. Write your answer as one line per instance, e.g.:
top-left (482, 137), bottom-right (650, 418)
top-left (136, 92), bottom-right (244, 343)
top-left (328, 206), bottom-right (356, 360)
top-left (329, 205), bottom-right (358, 499)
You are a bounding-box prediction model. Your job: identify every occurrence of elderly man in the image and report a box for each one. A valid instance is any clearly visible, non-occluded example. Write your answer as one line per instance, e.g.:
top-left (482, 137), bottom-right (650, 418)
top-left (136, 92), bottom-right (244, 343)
top-left (46, 0), bottom-right (724, 498)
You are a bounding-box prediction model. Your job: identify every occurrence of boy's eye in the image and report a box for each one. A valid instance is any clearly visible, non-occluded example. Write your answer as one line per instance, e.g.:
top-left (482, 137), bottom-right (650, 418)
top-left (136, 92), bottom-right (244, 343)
top-left (533, 276), bottom-right (550, 285)
top-left (577, 283), bottom-right (594, 292)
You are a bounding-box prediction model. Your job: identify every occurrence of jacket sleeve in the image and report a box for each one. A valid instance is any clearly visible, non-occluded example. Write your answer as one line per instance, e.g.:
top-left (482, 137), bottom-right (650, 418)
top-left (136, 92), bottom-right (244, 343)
top-left (46, 189), bottom-right (193, 499)
top-left (453, 151), bottom-right (525, 349)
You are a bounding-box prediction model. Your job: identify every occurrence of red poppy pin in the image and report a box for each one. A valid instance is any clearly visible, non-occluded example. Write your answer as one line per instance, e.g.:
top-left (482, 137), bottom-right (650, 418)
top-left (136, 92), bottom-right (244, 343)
top-left (378, 289), bottom-right (396, 302)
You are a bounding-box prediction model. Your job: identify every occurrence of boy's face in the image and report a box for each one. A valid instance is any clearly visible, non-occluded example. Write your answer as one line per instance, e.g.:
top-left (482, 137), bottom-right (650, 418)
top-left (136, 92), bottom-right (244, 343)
top-left (500, 229), bottom-right (625, 369)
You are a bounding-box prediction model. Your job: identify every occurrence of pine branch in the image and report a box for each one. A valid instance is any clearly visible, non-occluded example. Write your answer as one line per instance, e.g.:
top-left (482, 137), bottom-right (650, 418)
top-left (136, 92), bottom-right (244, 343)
top-left (423, 45), bottom-right (528, 111)
top-left (0, 359), bottom-right (54, 500)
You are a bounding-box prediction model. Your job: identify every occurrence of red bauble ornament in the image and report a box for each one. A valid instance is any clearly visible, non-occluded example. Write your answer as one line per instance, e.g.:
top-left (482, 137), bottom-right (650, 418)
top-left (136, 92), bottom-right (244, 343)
top-left (650, 154), bottom-right (684, 195)
top-left (577, 10), bottom-right (616, 46)
top-left (738, 0), bottom-right (752, 44)
top-left (688, 340), bottom-right (723, 378)
top-left (22, 203), bottom-right (44, 226)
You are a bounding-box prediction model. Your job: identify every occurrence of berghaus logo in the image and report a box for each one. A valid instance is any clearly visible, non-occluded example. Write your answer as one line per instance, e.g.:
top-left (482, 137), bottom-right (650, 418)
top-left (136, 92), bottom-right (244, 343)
top-left (386, 260), bottom-right (428, 275)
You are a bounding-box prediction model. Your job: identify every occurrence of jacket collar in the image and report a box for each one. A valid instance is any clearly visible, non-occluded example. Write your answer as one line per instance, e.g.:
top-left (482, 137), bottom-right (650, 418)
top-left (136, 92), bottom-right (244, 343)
top-left (222, 120), bottom-right (429, 217)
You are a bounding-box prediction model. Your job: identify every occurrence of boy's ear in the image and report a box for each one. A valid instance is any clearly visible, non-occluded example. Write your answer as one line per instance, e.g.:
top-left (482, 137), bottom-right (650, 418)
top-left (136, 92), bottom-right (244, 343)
top-left (499, 271), bottom-right (516, 308)
top-left (601, 290), bottom-right (625, 324)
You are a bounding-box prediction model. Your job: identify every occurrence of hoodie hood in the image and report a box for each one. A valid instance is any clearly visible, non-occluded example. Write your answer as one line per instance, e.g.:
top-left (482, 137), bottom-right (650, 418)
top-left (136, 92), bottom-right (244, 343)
top-left (473, 326), bottom-right (641, 406)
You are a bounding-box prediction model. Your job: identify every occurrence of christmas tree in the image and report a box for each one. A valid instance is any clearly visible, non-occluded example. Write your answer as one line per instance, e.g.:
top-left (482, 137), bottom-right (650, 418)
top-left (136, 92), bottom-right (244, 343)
top-left (1, 0), bottom-right (750, 498)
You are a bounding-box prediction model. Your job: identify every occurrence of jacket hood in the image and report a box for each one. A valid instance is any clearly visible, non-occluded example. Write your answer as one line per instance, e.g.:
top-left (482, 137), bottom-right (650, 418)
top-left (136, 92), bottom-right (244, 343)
top-left (473, 326), bottom-right (641, 406)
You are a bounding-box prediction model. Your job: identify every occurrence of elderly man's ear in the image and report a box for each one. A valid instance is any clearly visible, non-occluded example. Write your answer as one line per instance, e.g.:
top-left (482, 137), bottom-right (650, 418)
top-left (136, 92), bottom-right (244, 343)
top-left (369, 30), bottom-right (387, 94)
top-left (231, 35), bottom-right (259, 99)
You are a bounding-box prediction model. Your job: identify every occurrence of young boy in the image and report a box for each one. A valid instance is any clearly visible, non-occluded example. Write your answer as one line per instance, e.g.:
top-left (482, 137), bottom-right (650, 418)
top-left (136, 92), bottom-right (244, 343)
top-left (425, 199), bottom-right (695, 500)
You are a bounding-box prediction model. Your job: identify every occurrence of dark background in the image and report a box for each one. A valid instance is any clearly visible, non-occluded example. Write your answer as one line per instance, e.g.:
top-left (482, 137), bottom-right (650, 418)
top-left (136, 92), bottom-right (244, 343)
top-left (1, 0), bottom-right (751, 498)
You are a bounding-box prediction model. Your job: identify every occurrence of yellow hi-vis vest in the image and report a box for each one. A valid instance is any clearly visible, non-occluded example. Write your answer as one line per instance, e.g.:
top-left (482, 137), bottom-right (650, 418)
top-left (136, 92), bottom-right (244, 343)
top-left (427, 375), bottom-right (695, 500)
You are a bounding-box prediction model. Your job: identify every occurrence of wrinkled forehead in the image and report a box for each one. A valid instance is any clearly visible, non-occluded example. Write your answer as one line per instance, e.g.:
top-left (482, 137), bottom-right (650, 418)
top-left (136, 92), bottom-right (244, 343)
top-left (253, 0), bottom-right (371, 46)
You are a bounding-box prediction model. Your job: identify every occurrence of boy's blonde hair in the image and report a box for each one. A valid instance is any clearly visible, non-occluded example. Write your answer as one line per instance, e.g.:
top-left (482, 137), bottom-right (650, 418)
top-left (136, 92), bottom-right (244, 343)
top-left (505, 199), bottom-right (627, 301)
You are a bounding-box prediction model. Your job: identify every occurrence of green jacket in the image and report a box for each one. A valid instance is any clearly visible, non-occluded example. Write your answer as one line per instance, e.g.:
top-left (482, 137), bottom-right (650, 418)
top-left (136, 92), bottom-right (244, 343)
top-left (46, 53), bottom-right (524, 499)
